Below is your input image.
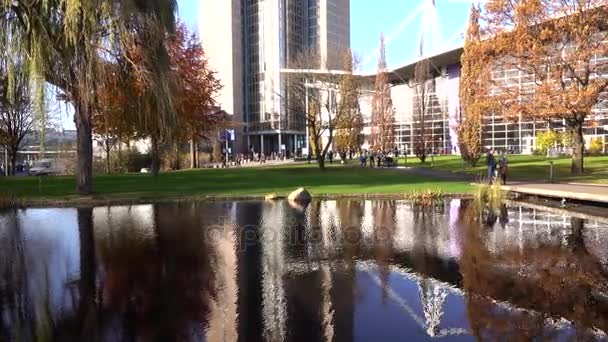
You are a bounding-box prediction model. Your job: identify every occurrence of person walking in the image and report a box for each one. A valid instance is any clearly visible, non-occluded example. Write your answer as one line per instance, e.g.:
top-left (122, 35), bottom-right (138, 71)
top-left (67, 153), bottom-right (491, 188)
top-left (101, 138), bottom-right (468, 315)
top-left (328, 150), bottom-right (334, 164)
top-left (498, 152), bottom-right (509, 184)
top-left (486, 150), bottom-right (496, 184)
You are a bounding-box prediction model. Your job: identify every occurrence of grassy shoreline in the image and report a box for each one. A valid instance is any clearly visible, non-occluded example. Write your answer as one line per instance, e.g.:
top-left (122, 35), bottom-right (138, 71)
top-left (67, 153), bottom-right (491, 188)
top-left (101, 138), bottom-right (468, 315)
top-left (0, 163), bottom-right (473, 207)
top-left (0, 192), bottom-right (475, 209)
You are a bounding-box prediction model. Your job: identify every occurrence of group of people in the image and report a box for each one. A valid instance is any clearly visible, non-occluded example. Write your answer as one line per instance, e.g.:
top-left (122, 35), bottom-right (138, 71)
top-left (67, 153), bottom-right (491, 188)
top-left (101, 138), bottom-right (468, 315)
top-left (486, 150), bottom-right (509, 184)
top-left (221, 150), bottom-right (290, 168)
top-left (358, 151), bottom-right (395, 167)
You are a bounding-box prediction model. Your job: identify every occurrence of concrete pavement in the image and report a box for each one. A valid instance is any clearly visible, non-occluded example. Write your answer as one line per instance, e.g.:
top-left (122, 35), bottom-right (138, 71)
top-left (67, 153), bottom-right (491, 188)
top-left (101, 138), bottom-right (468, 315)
top-left (502, 182), bottom-right (608, 204)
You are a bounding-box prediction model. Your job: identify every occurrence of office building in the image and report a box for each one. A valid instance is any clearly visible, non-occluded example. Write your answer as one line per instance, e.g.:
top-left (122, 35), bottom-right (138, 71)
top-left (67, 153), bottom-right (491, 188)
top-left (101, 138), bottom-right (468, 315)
top-left (358, 43), bottom-right (607, 155)
top-left (200, 0), bottom-right (351, 155)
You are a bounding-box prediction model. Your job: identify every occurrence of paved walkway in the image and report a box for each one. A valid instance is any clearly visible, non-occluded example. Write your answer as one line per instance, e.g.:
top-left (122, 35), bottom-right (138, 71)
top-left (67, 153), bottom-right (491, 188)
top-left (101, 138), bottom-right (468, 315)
top-left (502, 182), bottom-right (608, 204)
top-left (392, 166), bottom-right (476, 181)
top-left (389, 166), bottom-right (608, 204)
top-left (200, 159), bottom-right (303, 169)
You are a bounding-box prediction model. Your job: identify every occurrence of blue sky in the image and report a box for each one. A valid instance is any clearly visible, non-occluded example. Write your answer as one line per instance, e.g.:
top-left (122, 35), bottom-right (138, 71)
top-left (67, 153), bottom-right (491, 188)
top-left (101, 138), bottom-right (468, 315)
top-left (61, 0), bottom-right (473, 129)
top-left (177, 0), bottom-right (473, 72)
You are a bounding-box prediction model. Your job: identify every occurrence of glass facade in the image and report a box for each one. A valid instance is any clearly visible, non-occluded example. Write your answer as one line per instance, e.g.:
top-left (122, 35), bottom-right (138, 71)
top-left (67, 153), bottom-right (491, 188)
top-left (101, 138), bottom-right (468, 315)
top-left (374, 38), bottom-right (608, 155)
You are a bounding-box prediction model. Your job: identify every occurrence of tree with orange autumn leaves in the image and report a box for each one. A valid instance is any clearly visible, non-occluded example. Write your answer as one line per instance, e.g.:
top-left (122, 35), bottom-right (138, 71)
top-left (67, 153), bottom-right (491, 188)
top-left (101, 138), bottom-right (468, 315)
top-left (93, 22), bottom-right (222, 174)
top-left (370, 34), bottom-right (396, 153)
top-left (458, 4), bottom-right (490, 167)
top-left (469, 0), bottom-right (608, 174)
top-left (166, 23), bottom-right (223, 145)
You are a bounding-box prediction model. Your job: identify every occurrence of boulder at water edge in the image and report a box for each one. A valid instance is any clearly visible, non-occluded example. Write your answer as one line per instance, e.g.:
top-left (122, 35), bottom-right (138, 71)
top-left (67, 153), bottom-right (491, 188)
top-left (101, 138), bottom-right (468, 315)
top-left (287, 188), bottom-right (312, 202)
top-left (265, 193), bottom-right (281, 201)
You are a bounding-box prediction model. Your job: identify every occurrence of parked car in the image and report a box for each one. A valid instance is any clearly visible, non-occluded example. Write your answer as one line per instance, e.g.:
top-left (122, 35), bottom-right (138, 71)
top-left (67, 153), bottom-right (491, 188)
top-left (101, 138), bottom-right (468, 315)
top-left (29, 159), bottom-right (59, 176)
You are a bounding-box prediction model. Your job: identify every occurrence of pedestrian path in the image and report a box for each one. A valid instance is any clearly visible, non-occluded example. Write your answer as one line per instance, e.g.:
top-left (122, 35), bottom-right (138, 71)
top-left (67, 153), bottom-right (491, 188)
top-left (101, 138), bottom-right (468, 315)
top-left (199, 159), bottom-right (303, 169)
top-left (502, 182), bottom-right (608, 204)
top-left (387, 165), bottom-right (608, 205)
top-left (392, 166), bottom-right (475, 181)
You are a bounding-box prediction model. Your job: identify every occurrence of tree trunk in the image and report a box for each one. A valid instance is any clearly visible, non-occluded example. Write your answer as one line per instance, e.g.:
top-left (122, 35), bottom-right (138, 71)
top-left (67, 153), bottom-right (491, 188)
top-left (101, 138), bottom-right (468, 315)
top-left (571, 122), bottom-right (584, 175)
top-left (314, 141), bottom-right (325, 170)
top-left (173, 142), bottom-right (181, 170)
top-left (75, 104), bottom-right (93, 195)
top-left (317, 154), bottom-right (325, 169)
top-left (319, 131), bottom-right (334, 170)
top-left (151, 136), bottom-right (161, 176)
top-left (105, 144), bottom-right (111, 174)
top-left (77, 208), bottom-right (97, 337)
top-left (569, 217), bottom-right (586, 254)
top-left (190, 139), bottom-right (197, 169)
top-left (117, 141), bottom-right (123, 172)
top-left (9, 147), bottom-right (17, 176)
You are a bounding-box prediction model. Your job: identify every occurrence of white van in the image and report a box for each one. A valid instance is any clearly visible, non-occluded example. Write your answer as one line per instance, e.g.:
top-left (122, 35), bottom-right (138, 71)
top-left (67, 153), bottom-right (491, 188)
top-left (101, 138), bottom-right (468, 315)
top-left (29, 159), bottom-right (59, 176)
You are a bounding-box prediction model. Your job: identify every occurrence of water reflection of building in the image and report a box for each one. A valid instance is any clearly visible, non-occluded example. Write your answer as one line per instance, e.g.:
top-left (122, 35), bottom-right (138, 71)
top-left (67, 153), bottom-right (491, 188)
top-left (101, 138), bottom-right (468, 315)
top-left (2, 199), bottom-right (608, 340)
top-left (260, 201), bottom-right (288, 341)
top-left (207, 202), bottom-right (238, 341)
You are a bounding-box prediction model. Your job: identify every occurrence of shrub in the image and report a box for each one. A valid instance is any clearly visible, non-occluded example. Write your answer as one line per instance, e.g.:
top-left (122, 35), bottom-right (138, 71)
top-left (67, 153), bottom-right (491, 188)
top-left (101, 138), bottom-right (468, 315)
top-left (55, 153), bottom-right (77, 175)
top-left (535, 130), bottom-right (560, 155)
top-left (531, 149), bottom-right (544, 156)
top-left (110, 148), bottom-right (151, 173)
top-left (405, 189), bottom-right (445, 205)
top-left (212, 141), bottom-right (223, 163)
top-left (536, 130), bottom-right (574, 156)
top-left (93, 159), bottom-right (106, 174)
top-left (162, 148), bottom-right (191, 171)
top-left (587, 137), bottom-right (604, 155)
top-left (474, 181), bottom-right (504, 211)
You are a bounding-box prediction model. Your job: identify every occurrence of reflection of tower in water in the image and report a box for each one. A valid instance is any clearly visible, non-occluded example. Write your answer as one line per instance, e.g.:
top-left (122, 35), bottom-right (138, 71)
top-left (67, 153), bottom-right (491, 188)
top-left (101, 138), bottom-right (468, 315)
top-left (260, 201), bottom-right (287, 342)
top-left (418, 277), bottom-right (448, 337)
top-left (206, 202), bottom-right (238, 341)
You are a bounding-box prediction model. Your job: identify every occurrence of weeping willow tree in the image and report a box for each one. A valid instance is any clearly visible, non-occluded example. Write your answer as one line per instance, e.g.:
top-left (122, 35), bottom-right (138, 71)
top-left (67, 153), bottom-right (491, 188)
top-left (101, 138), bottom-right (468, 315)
top-left (0, 0), bottom-right (177, 194)
top-left (0, 57), bottom-right (34, 175)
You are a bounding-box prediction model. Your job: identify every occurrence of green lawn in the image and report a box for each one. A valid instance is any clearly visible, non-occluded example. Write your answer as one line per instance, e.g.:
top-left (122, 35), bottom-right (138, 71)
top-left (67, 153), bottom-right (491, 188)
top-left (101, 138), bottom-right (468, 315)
top-left (398, 154), bottom-right (608, 183)
top-left (0, 163), bottom-right (472, 202)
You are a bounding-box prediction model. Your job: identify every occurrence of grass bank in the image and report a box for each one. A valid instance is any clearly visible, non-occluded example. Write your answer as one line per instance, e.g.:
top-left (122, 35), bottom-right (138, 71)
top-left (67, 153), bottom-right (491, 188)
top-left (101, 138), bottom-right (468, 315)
top-left (0, 163), bottom-right (473, 206)
top-left (398, 155), bottom-right (608, 184)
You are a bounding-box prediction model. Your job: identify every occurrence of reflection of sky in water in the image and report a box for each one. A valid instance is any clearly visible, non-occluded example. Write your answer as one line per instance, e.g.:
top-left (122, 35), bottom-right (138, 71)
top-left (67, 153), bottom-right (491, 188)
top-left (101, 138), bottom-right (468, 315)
top-left (16, 209), bottom-right (80, 321)
top-left (354, 263), bottom-right (471, 341)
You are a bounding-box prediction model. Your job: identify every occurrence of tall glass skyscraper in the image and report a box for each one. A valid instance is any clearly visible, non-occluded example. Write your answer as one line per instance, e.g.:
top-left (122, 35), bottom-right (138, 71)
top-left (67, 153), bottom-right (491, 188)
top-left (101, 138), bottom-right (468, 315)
top-left (200, 0), bottom-right (351, 155)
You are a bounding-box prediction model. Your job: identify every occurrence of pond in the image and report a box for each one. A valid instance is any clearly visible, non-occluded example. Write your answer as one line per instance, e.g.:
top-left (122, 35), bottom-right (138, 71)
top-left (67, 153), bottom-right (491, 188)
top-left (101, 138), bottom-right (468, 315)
top-left (1, 199), bottom-right (607, 341)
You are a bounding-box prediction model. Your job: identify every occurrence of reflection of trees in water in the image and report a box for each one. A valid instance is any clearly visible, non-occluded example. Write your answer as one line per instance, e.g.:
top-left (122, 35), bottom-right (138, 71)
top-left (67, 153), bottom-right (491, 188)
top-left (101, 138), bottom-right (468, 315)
top-left (411, 202), bottom-right (443, 272)
top-left (76, 208), bottom-right (97, 339)
top-left (0, 209), bottom-right (35, 342)
top-left (319, 264), bottom-right (335, 342)
top-left (5, 200), bottom-right (608, 340)
top-left (335, 200), bottom-right (364, 263)
top-left (458, 201), bottom-right (608, 337)
top-left (411, 202), bottom-right (449, 337)
top-left (1, 209), bottom-right (81, 341)
top-left (93, 203), bottom-right (218, 341)
top-left (371, 201), bottom-right (396, 303)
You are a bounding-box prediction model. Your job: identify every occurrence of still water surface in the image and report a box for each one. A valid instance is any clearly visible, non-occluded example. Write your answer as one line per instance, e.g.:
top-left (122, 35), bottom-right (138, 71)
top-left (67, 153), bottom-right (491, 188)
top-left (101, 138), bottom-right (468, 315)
top-left (1, 199), bottom-right (608, 341)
